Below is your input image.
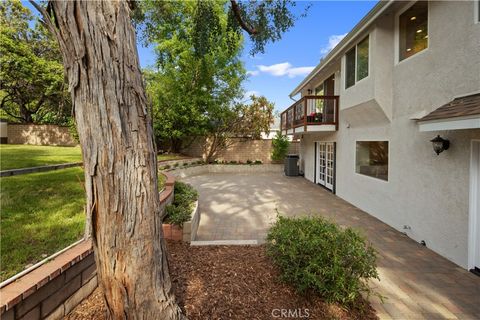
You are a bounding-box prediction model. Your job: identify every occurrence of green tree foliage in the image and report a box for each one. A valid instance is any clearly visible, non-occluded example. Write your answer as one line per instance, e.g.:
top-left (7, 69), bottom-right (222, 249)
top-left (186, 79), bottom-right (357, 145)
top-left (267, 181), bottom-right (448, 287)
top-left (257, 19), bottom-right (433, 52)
top-left (271, 131), bottom-right (290, 162)
top-left (205, 94), bottom-right (274, 162)
top-left (0, 0), bottom-right (69, 124)
top-left (142, 0), bottom-right (246, 151)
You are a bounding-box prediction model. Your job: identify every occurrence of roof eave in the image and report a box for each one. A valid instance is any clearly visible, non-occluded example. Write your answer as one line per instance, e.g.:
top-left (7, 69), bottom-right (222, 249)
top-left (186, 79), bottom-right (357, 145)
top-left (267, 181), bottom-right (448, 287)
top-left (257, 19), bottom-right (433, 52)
top-left (289, 0), bottom-right (394, 98)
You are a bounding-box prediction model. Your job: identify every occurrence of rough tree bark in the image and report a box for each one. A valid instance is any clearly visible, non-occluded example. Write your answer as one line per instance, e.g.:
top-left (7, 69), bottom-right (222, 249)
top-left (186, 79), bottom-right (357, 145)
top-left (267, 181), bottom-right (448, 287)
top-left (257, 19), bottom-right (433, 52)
top-left (31, 1), bottom-right (184, 318)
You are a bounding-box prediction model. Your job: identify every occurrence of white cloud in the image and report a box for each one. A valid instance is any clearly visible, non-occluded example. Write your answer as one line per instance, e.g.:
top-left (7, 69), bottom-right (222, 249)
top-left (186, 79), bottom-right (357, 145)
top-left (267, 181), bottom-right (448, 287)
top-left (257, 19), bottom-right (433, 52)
top-left (256, 62), bottom-right (314, 78)
top-left (320, 33), bottom-right (347, 55)
top-left (246, 70), bottom-right (259, 76)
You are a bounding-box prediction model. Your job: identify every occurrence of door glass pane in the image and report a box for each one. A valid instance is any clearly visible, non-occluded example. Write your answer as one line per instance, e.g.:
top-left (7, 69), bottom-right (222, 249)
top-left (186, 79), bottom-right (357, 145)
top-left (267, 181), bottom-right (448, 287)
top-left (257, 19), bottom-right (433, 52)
top-left (356, 36), bottom-right (369, 81)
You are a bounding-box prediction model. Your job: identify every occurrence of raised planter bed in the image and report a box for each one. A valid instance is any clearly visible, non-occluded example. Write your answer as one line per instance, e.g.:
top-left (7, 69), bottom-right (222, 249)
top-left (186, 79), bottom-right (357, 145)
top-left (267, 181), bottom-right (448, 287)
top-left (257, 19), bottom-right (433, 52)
top-left (162, 199), bottom-right (200, 242)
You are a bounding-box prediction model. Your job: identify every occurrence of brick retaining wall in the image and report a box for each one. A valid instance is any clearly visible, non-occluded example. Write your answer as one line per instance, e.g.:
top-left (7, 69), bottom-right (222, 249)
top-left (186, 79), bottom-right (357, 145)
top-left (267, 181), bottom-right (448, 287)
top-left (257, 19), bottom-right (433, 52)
top-left (6, 124), bottom-right (77, 146)
top-left (181, 137), bottom-right (299, 164)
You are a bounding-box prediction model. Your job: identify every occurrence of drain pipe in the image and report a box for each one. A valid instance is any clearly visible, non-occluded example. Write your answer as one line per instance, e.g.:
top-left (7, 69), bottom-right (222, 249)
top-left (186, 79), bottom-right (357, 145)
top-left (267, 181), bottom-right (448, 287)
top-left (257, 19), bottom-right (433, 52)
top-left (0, 238), bottom-right (86, 289)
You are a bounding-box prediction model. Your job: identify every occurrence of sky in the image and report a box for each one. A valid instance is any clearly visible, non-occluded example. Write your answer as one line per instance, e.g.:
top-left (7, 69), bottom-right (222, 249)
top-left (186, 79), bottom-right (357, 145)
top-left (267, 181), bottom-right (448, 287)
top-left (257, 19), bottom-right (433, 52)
top-left (24, 1), bottom-right (378, 113)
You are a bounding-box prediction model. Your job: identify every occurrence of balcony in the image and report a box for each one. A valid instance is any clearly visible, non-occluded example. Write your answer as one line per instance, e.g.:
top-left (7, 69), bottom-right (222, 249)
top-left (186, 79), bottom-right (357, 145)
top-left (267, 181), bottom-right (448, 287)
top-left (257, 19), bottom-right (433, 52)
top-left (280, 96), bottom-right (339, 135)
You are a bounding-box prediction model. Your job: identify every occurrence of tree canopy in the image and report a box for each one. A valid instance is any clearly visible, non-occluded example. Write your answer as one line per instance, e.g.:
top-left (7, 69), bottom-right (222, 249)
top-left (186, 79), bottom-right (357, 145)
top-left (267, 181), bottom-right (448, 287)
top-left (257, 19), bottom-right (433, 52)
top-left (0, 0), bottom-right (69, 124)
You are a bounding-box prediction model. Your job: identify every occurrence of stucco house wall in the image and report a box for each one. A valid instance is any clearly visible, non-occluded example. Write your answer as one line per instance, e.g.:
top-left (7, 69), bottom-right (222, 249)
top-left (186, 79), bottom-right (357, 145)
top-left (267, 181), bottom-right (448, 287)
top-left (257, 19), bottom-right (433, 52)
top-left (298, 1), bottom-right (480, 268)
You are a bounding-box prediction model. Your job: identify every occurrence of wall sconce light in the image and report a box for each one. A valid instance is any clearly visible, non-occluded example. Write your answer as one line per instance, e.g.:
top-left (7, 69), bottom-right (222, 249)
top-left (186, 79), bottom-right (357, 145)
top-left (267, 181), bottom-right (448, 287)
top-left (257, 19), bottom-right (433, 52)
top-left (307, 89), bottom-right (312, 95)
top-left (430, 135), bottom-right (450, 155)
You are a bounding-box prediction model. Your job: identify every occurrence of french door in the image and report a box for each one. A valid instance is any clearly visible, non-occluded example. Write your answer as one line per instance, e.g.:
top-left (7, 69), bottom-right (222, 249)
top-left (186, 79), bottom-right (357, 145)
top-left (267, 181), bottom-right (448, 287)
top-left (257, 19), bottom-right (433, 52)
top-left (315, 142), bottom-right (335, 191)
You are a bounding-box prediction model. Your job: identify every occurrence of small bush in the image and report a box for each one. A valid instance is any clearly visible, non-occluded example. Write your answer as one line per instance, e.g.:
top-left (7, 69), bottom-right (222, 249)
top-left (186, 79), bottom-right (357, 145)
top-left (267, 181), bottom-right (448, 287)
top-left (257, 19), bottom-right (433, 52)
top-left (183, 162), bottom-right (189, 166)
top-left (164, 164), bottom-right (171, 169)
top-left (229, 160), bottom-right (237, 164)
top-left (246, 160), bottom-right (253, 164)
top-left (266, 216), bottom-right (378, 306)
top-left (164, 181), bottom-right (198, 226)
top-left (254, 160), bottom-right (262, 165)
top-left (174, 162), bottom-right (180, 167)
top-left (271, 131), bottom-right (290, 162)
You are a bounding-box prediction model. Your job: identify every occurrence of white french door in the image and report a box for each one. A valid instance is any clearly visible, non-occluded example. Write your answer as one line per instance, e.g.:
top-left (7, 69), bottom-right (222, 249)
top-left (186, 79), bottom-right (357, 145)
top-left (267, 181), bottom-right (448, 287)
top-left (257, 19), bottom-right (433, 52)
top-left (316, 142), bottom-right (335, 191)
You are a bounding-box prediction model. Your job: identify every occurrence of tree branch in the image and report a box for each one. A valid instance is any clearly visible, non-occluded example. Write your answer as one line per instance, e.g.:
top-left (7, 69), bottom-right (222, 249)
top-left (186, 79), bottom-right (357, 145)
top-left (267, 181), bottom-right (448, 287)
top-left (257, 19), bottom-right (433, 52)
top-left (229, 0), bottom-right (258, 35)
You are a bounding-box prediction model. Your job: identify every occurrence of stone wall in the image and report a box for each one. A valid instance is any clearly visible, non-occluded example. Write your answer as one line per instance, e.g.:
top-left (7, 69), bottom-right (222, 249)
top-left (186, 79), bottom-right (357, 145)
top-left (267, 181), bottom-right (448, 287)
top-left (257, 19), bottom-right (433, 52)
top-left (6, 124), bottom-right (77, 146)
top-left (181, 137), bottom-right (299, 163)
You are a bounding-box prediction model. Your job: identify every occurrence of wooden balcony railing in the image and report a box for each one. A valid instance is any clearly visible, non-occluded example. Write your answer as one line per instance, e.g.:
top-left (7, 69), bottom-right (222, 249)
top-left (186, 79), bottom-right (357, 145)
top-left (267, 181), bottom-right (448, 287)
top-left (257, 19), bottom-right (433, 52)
top-left (280, 95), bottom-right (339, 133)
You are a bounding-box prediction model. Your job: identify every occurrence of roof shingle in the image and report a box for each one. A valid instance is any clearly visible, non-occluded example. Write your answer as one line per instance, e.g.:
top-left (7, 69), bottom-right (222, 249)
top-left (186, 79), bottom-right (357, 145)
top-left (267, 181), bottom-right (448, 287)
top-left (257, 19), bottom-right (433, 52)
top-left (419, 93), bottom-right (480, 122)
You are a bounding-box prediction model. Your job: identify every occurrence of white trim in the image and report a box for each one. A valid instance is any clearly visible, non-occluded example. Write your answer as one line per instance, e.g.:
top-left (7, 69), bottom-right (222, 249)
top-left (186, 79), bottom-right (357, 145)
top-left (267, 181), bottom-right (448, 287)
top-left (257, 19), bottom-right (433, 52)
top-left (354, 139), bottom-right (390, 182)
top-left (468, 139), bottom-right (480, 270)
top-left (418, 116), bottom-right (480, 132)
top-left (394, 1), bottom-right (430, 65)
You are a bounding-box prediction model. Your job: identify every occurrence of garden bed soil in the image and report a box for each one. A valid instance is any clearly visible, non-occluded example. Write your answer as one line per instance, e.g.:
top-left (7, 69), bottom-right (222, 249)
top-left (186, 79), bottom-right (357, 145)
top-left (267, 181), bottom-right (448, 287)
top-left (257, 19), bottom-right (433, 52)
top-left (66, 241), bottom-right (377, 320)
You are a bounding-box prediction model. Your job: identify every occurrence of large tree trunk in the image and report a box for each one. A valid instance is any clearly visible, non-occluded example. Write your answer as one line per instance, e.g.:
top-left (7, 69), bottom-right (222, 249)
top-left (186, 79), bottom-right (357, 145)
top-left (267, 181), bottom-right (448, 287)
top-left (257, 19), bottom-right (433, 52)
top-left (33, 1), bottom-right (183, 318)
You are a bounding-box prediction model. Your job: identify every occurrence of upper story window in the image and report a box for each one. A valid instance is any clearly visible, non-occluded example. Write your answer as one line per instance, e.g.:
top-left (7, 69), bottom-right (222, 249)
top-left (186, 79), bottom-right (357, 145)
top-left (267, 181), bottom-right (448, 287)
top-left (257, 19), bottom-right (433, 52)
top-left (345, 36), bottom-right (369, 89)
top-left (399, 1), bottom-right (428, 61)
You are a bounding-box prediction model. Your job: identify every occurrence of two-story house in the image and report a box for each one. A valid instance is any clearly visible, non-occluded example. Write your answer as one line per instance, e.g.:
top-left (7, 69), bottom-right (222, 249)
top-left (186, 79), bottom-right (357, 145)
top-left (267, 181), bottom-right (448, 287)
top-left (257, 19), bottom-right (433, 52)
top-left (281, 1), bottom-right (480, 271)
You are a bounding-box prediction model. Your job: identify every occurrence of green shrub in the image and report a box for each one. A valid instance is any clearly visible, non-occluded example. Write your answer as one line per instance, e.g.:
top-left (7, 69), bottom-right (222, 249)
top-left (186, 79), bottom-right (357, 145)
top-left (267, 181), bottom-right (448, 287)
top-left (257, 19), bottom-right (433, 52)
top-left (266, 216), bottom-right (379, 306)
top-left (254, 160), bottom-right (262, 164)
top-left (174, 162), bottom-right (180, 167)
top-left (246, 159), bottom-right (253, 164)
top-left (164, 182), bottom-right (198, 226)
top-left (164, 164), bottom-right (171, 169)
top-left (271, 131), bottom-right (290, 162)
top-left (229, 160), bottom-right (237, 164)
top-left (183, 162), bottom-right (189, 166)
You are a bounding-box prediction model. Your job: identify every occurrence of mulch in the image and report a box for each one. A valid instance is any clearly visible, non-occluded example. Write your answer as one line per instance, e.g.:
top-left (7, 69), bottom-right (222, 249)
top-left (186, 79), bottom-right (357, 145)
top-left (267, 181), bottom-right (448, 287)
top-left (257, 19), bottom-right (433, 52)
top-left (66, 241), bottom-right (377, 320)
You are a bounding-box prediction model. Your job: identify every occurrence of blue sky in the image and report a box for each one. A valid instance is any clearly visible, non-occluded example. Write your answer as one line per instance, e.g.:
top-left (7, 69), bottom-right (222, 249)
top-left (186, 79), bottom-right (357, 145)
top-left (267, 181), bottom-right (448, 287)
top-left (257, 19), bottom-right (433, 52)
top-left (25, 1), bottom-right (378, 113)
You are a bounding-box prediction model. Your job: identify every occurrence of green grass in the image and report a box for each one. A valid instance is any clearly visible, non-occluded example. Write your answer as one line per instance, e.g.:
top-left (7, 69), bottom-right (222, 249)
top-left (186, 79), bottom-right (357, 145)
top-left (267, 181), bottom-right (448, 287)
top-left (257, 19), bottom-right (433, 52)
top-left (0, 144), bottom-right (82, 170)
top-left (0, 167), bottom-right (86, 281)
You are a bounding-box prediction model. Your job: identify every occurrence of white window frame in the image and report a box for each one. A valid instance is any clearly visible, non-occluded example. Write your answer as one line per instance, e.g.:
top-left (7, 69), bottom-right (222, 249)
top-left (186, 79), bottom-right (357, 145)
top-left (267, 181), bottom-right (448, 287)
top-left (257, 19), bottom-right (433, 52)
top-left (344, 34), bottom-right (370, 90)
top-left (395, 1), bottom-right (430, 65)
top-left (354, 139), bottom-right (390, 182)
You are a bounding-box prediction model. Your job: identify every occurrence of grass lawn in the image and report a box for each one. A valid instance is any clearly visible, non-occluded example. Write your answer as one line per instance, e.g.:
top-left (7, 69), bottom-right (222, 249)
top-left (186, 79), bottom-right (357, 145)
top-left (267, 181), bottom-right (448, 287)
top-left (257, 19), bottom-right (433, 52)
top-left (0, 167), bottom-right (86, 281)
top-left (0, 144), bottom-right (82, 170)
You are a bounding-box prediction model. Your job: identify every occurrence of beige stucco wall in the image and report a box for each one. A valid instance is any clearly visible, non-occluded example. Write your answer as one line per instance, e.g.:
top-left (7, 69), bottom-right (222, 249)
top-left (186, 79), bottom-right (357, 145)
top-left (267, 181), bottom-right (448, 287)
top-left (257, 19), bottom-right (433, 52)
top-left (299, 1), bottom-right (480, 268)
top-left (7, 124), bottom-right (78, 146)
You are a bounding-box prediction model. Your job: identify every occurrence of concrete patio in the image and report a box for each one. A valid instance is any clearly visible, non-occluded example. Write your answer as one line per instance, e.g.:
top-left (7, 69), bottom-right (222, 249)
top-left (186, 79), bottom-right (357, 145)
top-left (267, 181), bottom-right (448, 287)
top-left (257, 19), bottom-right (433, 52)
top-left (183, 172), bottom-right (480, 319)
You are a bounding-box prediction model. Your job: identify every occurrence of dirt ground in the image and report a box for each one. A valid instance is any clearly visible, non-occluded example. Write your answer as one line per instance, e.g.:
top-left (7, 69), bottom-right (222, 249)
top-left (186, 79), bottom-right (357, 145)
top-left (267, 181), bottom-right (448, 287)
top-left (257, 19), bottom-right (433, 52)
top-left (65, 241), bottom-right (376, 320)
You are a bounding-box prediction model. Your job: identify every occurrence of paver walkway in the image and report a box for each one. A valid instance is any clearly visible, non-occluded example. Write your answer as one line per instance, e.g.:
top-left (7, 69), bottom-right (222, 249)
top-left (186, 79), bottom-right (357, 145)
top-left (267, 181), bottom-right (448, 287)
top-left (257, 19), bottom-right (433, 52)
top-left (184, 172), bottom-right (480, 319)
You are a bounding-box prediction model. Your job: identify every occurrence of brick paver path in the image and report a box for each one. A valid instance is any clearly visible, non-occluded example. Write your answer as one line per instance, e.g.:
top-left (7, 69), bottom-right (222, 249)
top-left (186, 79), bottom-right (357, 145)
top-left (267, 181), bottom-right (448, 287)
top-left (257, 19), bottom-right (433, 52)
top-left (184, 172), bottom-right (480, 319)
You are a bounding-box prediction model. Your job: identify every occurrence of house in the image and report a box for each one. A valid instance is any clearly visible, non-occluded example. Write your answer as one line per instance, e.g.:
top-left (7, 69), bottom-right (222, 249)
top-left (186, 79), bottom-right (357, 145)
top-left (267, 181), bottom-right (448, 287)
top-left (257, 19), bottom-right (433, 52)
top-left (281, 1), bottom-right (480, 271)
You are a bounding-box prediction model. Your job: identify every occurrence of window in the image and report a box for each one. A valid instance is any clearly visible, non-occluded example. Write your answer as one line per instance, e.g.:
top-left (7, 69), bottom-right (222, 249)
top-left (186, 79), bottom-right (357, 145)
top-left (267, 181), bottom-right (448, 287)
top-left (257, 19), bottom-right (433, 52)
top-left (399, 1), bottom-right (428, 61)
top-left (345, 36), bottom-right (369, 89)
top-left (356, 37), bottom-right (369, 81)
top-left (355, 141), bottom-right (388, 181)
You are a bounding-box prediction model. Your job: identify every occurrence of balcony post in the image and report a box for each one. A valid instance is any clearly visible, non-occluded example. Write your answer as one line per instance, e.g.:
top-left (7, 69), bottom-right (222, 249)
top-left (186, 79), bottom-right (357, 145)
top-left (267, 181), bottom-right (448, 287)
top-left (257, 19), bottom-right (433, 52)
top-left (304, 97), bottom-right (307, 131)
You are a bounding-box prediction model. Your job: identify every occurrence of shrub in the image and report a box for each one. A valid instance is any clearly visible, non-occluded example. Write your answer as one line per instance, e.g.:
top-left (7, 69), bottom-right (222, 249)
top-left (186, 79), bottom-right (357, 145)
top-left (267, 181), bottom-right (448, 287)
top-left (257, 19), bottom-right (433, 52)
top-left (164, 164), bottom-right (171, 169)
top-left (229, 160), bottom-right (237, 164)
top-left (174, 162), bottom-right (180, 167)
top-left (254, 160), bottom-right (262, 164)
top-left (164, 181), bottom-right (198, 227)
top-left (246, 159), bottom-right (253, 164)
top-left (271, 131), bottom-right (290, 162)
top-left (266, 216), bottom-right (379, 306)
top-left (183, 162), bottom-right (189, 166)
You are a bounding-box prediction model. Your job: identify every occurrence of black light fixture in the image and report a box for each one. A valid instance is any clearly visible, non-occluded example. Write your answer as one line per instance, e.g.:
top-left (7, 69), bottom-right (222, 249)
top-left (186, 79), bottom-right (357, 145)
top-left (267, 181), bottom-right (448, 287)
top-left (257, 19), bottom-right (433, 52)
top-left (430, 135), bottom-right (450, 155)
top-left (307, 89), bottom-right (312, 95)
